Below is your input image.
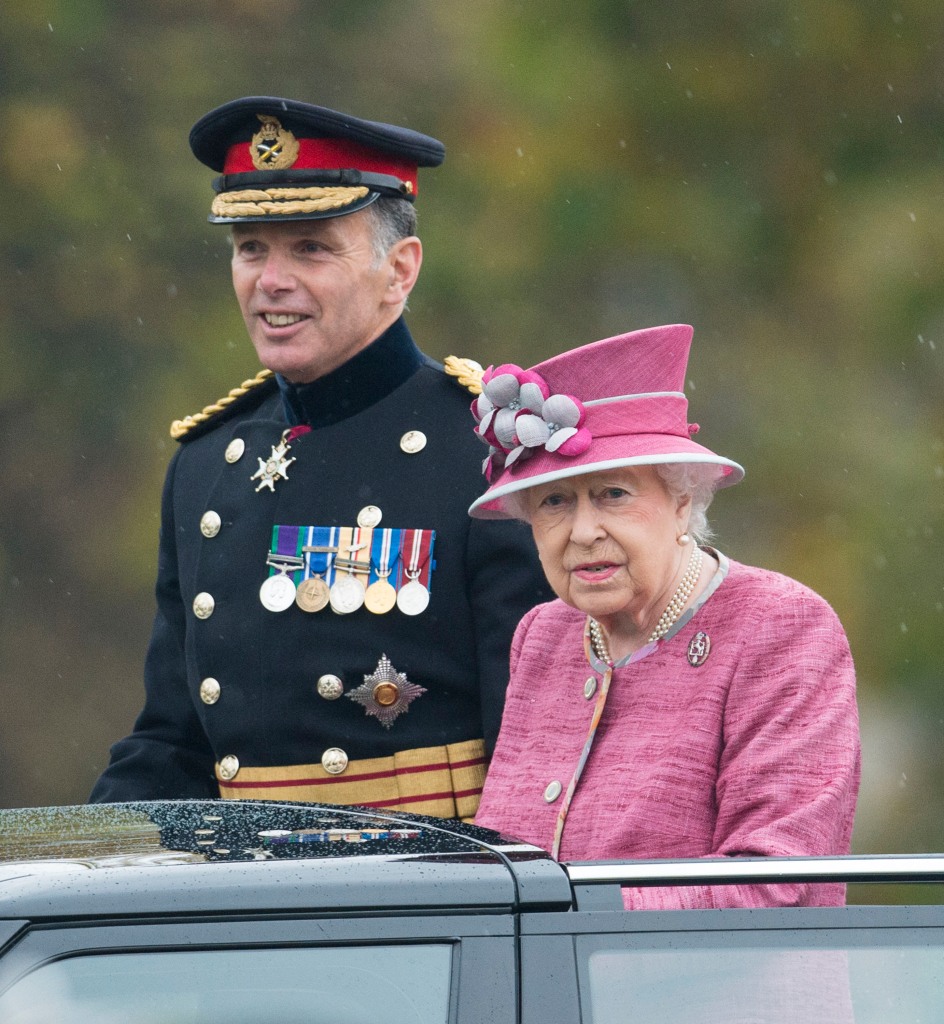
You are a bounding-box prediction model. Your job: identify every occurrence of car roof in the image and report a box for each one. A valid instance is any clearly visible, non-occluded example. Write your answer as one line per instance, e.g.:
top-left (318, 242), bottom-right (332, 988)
top-left (5, 802), bottom-right (944, 922)
top-left (0, 801), bottom-right (572, 919)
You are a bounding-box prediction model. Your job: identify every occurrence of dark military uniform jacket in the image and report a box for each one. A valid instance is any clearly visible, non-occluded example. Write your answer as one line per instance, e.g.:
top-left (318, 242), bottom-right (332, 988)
top-left (90, 319), bottom-right (549, 817)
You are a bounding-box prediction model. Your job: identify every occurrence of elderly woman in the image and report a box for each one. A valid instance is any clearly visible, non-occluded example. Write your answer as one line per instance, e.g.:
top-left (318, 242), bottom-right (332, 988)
top-left (469, 324), bottom-right (860, 909)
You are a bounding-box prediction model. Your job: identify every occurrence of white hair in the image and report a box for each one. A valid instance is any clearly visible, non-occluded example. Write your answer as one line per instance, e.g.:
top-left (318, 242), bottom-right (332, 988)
top-left (653, 462), bottom-right (718, 545)
top-left (500, 461), bottom-right (720, 545)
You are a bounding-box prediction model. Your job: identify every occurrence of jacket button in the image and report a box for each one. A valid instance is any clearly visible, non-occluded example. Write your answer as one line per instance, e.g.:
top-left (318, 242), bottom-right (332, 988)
top-left (584, 677), bottom-right (597, 700)
top-left (321, 748), bottom-right (349, 775)
top-left (317, 674), bottom-right (344, 700)
top-left (400, 430), bottom-right (427, 454)
top-left (200, 678), bottom-right (221, 705)
top-left (200, 511), bottom-right (222, 538)
top-left (544, 780), bottom-right (562, 803)
top-left (357, 505), bottom-right (383, 528)
top-left (218, 755), bottom-right (240, 781)
top-left (225, 438), bottom-right (246, 463)
top-left (193, 592), bottom-right (215, 619)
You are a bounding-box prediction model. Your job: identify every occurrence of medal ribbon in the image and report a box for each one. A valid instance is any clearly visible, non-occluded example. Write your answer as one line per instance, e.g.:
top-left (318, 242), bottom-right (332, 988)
top-left (336, 526), bottom-right (354, 574)
top-left (324, 526), bottom-right (339, 587)
top-left (371, 528), bottom-right (401, 584)
top-left (336, 526), bottom-right (372, 582)
top-left (268, 524), bottom-right (436, 591)
top-left (399, 529), bottom-right (435, 590)
top-left (303, 526), bottom-right (335, 581)
top-left (269, 525), bottom-right (305, 583)
top-left (356, 527), bottom-right (373, 580)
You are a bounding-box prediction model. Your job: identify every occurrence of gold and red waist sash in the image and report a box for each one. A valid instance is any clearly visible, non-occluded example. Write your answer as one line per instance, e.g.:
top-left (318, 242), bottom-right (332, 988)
top-left (215, 738), bottom-right (486, 820)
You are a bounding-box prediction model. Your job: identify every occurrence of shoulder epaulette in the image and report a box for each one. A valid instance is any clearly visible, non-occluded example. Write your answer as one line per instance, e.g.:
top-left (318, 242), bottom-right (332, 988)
top-left (170, 368), bottom-right (275, 440)
top-left (443, 355), bottom-right (484, 395)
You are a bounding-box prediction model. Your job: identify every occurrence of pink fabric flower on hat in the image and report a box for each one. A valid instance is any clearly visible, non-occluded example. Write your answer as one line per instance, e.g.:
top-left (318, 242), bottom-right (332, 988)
top-left (506, 393), bottom-right (592, 466)
top-left (472, 364), bottom-right (550, 451)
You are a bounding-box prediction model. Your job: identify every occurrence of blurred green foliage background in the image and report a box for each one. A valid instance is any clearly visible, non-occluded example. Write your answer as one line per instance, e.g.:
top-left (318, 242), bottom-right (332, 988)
top-left (1, 0), bottom-right (943, 855)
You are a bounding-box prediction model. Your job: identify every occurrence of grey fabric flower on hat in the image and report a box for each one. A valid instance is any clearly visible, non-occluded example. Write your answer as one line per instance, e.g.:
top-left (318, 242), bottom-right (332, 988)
top-left (471, 363), bottom-right (592, 475)
top-left (473, 365), bottom-right (549, 450)
top-left (508, 393), bottom-right (592, 465)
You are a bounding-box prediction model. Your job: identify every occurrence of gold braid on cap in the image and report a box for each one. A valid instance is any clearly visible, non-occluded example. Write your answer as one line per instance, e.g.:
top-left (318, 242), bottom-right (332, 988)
top-left (444, 355), bottom-right (484, 395)
top-left (211, 186), bottom-right (370, 219)
top-left (170, 368), bottom-right (274, 439)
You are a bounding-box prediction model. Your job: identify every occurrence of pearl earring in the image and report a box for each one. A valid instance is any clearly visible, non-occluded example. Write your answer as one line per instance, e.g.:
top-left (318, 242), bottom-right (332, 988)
top-left (678, 532), bottom-right (690, 546)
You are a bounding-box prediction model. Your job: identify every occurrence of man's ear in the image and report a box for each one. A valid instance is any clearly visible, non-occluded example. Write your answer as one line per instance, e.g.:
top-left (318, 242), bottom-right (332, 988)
top-left (383, 236), bottom-right (423, 306)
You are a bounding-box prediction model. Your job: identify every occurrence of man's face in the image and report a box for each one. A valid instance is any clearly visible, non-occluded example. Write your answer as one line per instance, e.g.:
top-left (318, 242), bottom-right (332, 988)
top-left (230, 211), bottom-right (412, 383)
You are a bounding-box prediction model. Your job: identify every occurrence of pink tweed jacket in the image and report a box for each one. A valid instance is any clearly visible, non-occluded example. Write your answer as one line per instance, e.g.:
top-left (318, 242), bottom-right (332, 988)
top-left (475, 555), bottom-right (860, 909)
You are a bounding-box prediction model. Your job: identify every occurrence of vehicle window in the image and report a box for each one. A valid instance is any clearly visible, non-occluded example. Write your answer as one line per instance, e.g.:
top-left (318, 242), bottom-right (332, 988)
top-left (0, 943), bottom-right (453, 1024)
top-left (579, 935), bottom-right (944, 1023)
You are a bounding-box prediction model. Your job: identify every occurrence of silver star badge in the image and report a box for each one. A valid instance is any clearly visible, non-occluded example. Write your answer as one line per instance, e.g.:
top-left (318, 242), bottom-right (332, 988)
top-left (250, 432), bottom-right (296, 492)
top-left (347, 655), bottom-right (427, 729)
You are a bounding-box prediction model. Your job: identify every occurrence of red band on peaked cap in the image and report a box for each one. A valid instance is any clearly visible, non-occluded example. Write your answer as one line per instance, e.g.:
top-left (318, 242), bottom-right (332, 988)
top-left (222, 136), bottom-right (420, 194)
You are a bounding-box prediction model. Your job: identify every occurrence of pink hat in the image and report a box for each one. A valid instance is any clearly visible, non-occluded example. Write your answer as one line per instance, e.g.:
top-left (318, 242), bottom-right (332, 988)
top-left (468, 324), bottom-right (744, 519)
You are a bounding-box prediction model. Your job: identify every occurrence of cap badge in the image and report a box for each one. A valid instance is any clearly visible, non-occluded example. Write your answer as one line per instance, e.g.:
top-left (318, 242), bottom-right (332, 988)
top-left (346, 654), bottom-right (427, 728)
top-left (250, 114), bottom-right (300, 171)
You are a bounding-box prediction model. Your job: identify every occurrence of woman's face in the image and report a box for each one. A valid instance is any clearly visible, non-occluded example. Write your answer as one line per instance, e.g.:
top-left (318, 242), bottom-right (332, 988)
top-left (525, 466), bottom-right (691, 633)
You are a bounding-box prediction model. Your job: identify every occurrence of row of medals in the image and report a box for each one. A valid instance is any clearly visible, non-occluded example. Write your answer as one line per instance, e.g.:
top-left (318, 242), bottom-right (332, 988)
top-left (259, 551), bottom-right (430, 618)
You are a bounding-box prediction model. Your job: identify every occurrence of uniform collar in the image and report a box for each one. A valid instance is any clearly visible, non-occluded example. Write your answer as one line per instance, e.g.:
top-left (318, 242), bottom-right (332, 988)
top-left (276, 317), bottom-right (426, 428)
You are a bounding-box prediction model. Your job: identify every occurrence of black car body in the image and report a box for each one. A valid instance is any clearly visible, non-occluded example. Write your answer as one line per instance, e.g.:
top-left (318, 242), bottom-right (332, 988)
top-left (0, 801), bottom-right (942, 1022)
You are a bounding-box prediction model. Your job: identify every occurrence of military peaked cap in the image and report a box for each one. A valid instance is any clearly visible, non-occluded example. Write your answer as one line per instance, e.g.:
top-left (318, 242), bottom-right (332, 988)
top-left (190, 96), bottom-right (446, 224)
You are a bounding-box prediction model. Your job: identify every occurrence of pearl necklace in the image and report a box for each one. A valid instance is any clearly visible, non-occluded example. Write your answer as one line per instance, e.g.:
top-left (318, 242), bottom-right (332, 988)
top-left (588, 618), bottom-right (614, 666)
top-left (650, 544), bottom-right (703, 642)
top-left (588, 545), bottom-right (704, 663)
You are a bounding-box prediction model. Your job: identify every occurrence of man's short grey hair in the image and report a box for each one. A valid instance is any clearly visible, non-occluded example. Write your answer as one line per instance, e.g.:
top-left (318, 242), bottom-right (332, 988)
top-left (365, 196), bottom-right (418, 263)
top-left (500, 461), bottom-right (720, 545)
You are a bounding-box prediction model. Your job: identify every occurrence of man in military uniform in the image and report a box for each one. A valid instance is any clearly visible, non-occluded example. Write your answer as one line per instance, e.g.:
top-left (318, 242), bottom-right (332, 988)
top-left (89, 96), bottom-right (549, 817)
